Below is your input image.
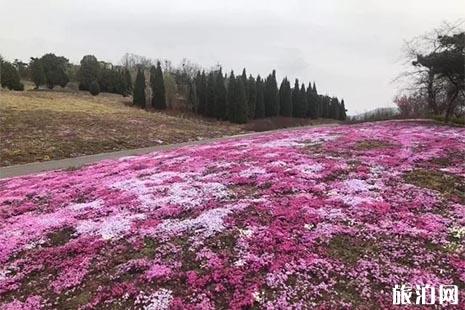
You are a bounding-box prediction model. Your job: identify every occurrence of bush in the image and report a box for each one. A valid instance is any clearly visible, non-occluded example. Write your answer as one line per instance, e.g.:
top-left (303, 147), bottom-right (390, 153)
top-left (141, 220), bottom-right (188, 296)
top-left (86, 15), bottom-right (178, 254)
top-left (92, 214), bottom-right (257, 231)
top-left (1, 61), bottom-right (24, 91)
top-left (89, 80), bottom-right (100, 96)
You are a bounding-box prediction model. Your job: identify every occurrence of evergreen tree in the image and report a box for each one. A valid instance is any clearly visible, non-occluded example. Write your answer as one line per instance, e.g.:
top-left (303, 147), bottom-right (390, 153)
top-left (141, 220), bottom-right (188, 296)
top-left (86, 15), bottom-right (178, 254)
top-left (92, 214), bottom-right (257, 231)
top-left (299, 83), bottom-right (308, 117)
top-left (123, 68), bottom-right (132, 96)
top-left (255, 75), bottom-right (265, 119)
top-left (133, 68), bottom-right (146, 108)
top-left (292, 79), bottom-right (301, 117)
top-left (151, 61), bottom-right (166, 109)
top-left (206, 71), bottom-right (216, 117)
top-left (226, 71), bottom-right (236, 122)
top-left (279, 77), bottom-right (292, 117)
top-left (40, 53), bottom-right (69, 89)
top-left (247, 75), bottom-right (256, 120)
top-left (78, 55), bottom-right (100, 91)
top-left (321, 95), bottom-right (330, 118)
top-left (306, 82), bottom-right (316, 118)
top-left (330, 97), bottom-right (340, 120)
top-left (241, 68), bottom-right (248, 105)
top-left (339, 99), bottom-right (347, 121)
top-left (197, 71), bottom-right (207, 115)
top-left (234, 77), bottom-right (249, 124)
top-left (0, 60), bottom-right (24, 90)
top-left (188, 80), bottom-right (199, 112)
top-left (29, 57), bottom-right (45, 89)
top-left (264, 70), bottom-right (279, 116)
top-left (216, 69), bottom-right (227, 120)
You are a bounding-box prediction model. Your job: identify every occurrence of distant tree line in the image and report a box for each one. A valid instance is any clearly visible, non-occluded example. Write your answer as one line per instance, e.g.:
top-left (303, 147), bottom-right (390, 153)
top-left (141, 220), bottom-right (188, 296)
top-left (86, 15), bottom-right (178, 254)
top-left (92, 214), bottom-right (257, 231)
top-left (1, 52), bottom-right (347, 123)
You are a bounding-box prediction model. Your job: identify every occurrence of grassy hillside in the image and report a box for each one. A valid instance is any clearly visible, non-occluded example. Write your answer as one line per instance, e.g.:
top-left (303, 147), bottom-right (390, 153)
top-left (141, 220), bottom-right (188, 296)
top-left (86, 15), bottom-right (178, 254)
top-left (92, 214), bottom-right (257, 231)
top-left (0, 90), bottom-right (245, 166)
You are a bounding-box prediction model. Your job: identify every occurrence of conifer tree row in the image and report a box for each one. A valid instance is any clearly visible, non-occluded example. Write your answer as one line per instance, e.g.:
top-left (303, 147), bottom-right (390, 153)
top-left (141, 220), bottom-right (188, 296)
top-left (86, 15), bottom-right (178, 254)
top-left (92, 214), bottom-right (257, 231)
top-left (188, 67), bottom-right (346, 123)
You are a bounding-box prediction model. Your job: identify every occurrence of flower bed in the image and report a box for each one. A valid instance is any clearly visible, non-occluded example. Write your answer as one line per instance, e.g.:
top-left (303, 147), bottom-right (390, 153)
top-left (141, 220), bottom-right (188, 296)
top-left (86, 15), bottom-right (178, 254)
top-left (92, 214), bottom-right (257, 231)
top-left (1, 121), bottom-right (464, 309)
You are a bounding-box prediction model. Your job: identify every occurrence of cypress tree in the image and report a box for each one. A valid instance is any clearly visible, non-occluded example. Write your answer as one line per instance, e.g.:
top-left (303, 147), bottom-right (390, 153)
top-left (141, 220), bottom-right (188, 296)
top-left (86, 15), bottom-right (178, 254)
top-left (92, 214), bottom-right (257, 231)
top-left (247, 75), bottom-right (256, 120)
top-left (123, 68), bottom-right (132, 95)
top-left (300, 83), bottom-right (308, 117)
top-left (306, 82), bottom-right (316, 118)
top-left (29, 57), bottom-right (46, 89)
top-left (226, 71), bottom-right (236, 122)
top-left (188, 80), bottom-right (199, 112)
top-left (235, 77), bottom-right (248, 124)
top-left (197, 71), bottom-right (207, 115)
top-left (339, 99), bottom-right (347, 121)
top-left (133, 68), bottom-right (146, 108)
top-left (264, 70), bottom-right (279, 116)
top-left (206, 71), bottom-right (216, 117)
top-left (279, 77), bottom-right (292, 117)
top-left (292, 79), bottom-right (300, 117)
top-left (255, 75), bottom-right (265, 119)
top-left (216, 69), bottom-right (227, 120)
top-left (151, 61), bottom-right (166, 109)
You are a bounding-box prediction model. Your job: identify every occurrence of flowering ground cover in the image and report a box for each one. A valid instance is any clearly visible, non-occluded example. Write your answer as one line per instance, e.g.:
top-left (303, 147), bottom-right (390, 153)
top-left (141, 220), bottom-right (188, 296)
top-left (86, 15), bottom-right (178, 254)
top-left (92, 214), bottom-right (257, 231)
top-left (1, 120), bottom-right (464, 309)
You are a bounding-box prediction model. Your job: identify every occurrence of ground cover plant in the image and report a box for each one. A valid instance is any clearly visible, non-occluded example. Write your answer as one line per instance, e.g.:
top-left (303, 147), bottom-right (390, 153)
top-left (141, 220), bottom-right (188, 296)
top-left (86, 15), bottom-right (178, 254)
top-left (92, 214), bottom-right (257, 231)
top-left (0, 91), bottom-right (245, 166)
top-left (0, 121), bottom-right (464, 308)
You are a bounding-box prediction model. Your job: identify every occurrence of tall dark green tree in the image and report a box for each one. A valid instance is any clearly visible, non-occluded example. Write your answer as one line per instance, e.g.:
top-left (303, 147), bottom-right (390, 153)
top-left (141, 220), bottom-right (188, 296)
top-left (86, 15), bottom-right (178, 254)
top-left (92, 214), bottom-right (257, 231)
top-left (151, 61), bottom-right (166, 109)
top-left (40, 53), bottom-right (69, 89)
top-left (133, 68), bottom-right (146, 108)
top-left (206, 71), bottom-right (216, 117)
top-left (339, 99), bottom-right (347, 121)
top-left (279, 77), bottom-right (292, 117)
top-left (247, 75), bottom-right (256, 120)
top-left (226, 71), bottom-right (236, 122)
top-left (312, 82), bottom-right (321, 118)
top-left (306, 82), bottom-right (316, 118)
top-left (0, 60), bottom-right (24, 90)
top-left (255, 75), bottom-right (265, 119)
top-left (215, 69), bottom-right (227, 120)
top-left (29, 57), bottom-right (46, 89)
top-left (197, 71), bottom-right (207, 115)
top-left (78, 55), bottom-right (100, 91)
top-left (234, 77), bottom-right (249, 124)
top-left (264, 70), bottom-right (279, 116)
top-left (329, 97), bottom-right (340, 120)
top-left (123, 68), bottom-right (132, 96)
top-left (299, 84), bottom-right (308, 118)
top-left (292, 79), bottom-right (301, 117)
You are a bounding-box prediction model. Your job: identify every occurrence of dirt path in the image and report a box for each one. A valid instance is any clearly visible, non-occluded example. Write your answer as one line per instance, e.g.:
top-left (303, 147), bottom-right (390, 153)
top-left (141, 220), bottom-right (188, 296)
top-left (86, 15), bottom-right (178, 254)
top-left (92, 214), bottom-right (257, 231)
top-left (0, 123), bottom-right (339, 179)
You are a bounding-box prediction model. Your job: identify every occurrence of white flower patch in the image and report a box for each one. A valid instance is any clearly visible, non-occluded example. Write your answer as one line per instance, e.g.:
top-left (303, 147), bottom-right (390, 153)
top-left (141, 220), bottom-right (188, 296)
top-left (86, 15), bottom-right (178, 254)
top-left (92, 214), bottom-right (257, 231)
top-left (239, 167), bottom-right (267, 178)
top-left (261, 138), bottom-right (305, 148)
top-left (112, 174), bottom-right (230, 211)
top-left (269, 160), bottom-right (288, 167)
top-left (295, 163), bottom-right (325, 177)
top-left (76, 213), bottom-right (146, 240)
top-left (68, 199), bottom-right (104, 211)
top-left (135, 289), bottom-right (173, 310)
top-left (157, 204), bottom-right (246, 238)
top-left (238, 228), bottom-right (254, 238)
top-left (343, 179), bottom-right (378, 193)
top-left (154, 181), bottom-right (229, 210)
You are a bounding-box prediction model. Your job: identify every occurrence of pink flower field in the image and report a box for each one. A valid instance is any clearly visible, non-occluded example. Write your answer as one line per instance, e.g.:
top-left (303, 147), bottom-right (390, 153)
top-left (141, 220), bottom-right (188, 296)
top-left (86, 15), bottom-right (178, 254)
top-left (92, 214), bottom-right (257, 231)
top-left (1, 121), bottom-right (464, 309)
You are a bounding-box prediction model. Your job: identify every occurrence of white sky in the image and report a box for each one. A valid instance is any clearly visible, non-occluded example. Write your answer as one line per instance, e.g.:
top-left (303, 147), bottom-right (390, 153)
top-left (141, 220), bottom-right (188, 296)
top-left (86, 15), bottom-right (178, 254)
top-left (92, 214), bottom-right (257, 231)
top-left (1, 0), bottom-right (463, 114)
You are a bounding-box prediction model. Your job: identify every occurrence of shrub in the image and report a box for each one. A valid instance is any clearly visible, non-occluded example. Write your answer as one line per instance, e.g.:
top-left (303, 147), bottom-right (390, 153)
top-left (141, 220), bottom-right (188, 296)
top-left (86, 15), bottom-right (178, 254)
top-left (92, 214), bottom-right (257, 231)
top-left (1, 61), bottom-right (24, 91)
top-left (89, 80), bottom-right (100, 96)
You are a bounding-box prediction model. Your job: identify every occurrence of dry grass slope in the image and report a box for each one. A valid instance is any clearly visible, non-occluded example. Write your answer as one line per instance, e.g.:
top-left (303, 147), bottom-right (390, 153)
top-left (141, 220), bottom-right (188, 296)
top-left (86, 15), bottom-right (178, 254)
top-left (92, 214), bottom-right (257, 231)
top-left (0, 90), bottom-right (245, 166)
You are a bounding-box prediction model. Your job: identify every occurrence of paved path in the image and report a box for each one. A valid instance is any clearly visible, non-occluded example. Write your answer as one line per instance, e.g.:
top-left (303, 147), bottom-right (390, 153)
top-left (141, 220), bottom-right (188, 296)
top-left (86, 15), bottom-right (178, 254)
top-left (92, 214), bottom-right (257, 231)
top-left (0, 123), bottom-right (339, 179)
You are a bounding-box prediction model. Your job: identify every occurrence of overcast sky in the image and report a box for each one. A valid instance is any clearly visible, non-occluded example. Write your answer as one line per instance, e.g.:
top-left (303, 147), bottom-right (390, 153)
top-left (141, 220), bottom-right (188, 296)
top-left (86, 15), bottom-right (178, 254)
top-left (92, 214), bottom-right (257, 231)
top-left (1, 0), bottom-right (463, 114)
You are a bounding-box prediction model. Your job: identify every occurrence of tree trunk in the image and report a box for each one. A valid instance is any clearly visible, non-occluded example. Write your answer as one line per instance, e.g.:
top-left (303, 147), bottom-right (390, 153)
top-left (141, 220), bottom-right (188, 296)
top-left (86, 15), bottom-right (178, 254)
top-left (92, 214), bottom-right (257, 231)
top-left (444, 89), bottom-right (459, 123)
